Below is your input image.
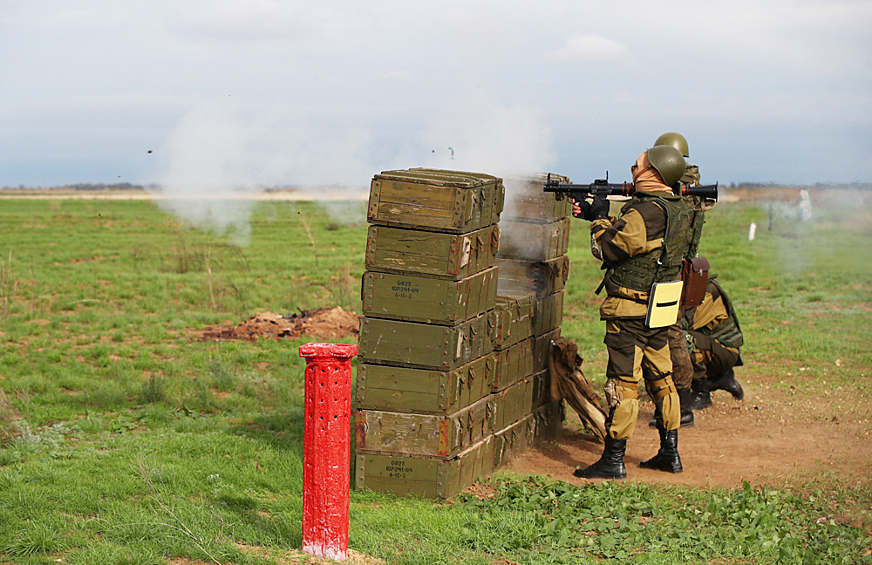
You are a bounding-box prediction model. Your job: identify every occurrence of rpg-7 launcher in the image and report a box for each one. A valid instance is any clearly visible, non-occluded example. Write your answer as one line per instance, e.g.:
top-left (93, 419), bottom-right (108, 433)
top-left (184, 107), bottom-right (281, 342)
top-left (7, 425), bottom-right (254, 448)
top-left (543, 172), bottom-right (718, 201)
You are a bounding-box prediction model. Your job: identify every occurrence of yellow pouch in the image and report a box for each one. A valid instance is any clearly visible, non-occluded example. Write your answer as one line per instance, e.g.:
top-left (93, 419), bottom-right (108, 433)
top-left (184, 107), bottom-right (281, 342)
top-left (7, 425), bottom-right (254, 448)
top-left (645, 280), bottom-right (684, 328)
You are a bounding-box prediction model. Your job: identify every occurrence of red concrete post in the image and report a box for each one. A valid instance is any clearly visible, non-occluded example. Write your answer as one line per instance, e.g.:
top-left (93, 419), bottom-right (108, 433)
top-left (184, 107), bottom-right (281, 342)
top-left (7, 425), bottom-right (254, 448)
top-left (299, 342), bottom-right (358, 561)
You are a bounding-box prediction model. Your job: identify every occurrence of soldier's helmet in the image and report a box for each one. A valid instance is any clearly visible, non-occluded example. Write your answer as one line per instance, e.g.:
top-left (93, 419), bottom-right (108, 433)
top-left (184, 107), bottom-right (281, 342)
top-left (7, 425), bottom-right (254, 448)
top-left (654, 132), bottom-right (689, 158)
top-left (647, 145), bottom-right (687, 187)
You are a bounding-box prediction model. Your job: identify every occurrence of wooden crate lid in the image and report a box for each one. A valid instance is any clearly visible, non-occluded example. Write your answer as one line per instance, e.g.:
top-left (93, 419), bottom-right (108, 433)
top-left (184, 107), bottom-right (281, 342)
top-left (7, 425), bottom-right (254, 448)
top-left (374, 168), bottom-right (501, 188)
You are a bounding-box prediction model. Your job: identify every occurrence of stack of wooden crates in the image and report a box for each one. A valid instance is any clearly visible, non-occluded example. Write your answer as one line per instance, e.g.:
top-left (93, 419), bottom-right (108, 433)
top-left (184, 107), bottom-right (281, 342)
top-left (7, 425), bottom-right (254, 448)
top-left (490, 172), bottom-right (572, 469)
top-left (355, 169), bottom-right (567, 499)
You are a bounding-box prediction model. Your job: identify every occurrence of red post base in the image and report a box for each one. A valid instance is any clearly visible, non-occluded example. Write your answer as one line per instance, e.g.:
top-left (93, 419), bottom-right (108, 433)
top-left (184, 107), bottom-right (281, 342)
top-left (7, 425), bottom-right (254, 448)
top-left (299, 342), bottom-right (357, 561)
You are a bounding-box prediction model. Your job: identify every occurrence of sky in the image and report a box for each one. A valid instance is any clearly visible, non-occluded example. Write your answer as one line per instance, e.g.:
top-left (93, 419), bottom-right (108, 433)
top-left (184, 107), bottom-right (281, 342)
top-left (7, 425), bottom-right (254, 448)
top-left (1, 0), bottom-right (871, 191)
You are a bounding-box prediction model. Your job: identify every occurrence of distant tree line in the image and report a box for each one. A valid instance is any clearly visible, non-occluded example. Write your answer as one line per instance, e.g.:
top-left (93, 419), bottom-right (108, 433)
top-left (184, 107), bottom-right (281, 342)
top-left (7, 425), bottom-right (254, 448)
top-left (727, 182), bottom-right (871, 190)
top-left (0, 183), bottom-right (302, 191)
top-left (2, 181), bottom-right (869, 191)
top-left (0, 182), bottom-right (158, 191)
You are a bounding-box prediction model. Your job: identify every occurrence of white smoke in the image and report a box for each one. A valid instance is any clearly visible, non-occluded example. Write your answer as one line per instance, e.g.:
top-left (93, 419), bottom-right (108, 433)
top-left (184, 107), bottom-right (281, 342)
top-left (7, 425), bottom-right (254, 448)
top-left (150, 100), bottom-right (373, 245)
top-left (760, 188), bottom-right (870, 276)
top-left (151, 103), bottom-right (258, 246)
top-left (415, 92), bottom-right (556, 178)
top-left (407, 93), bottom-right (564, 264)
top-left (151, 94), bottom-right (558, 243)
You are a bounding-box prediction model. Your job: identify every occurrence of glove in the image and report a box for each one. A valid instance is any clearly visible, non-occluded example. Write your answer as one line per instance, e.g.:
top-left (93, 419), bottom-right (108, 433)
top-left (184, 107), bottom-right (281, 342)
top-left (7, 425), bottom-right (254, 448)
top-left (572, 198), bottom-right (592, 220)
top-left (572, 195), bottom-right (611, 221)
top-left (590, 194), bottom-right (610, 220)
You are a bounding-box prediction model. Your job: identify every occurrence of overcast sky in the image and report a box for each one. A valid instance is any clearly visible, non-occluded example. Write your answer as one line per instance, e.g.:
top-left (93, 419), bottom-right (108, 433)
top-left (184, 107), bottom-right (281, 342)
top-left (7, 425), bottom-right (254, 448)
top-left (2, 0), bottom-right (870, 189)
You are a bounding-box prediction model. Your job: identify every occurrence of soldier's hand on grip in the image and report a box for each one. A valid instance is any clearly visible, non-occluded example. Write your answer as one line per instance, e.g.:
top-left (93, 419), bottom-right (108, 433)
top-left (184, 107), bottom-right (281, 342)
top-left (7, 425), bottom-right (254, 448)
top-left (573, 196), bottom-right (609, 221)
top-left (590, 194), bottom-right (610, 220)
top-left (571, 198), bottom-right (588, 219)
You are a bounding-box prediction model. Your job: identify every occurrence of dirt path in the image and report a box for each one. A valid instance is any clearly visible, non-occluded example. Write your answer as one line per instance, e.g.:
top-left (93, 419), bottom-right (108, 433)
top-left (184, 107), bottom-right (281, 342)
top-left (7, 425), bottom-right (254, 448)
top-left (507, 373), bottom-right (872, 491)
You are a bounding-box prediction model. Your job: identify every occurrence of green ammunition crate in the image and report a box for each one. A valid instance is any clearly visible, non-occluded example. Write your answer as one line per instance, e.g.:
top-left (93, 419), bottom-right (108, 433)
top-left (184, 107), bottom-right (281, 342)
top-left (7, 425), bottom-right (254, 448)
top-left (495, 256), bottom-right (571, 298)
top-left (502, 173), bottom-right (572, 223)
top-left (490, 293), bottom-right (534, 350)
top-left (358, 313), bottom-right (493, 370)
top-left (368, 168), bottom-right (504, 233)
top-left (530, 368), bottom-right (551, 410)
top-left (532, 328), bottom-right (561, 374)
top-left (361, 267), bottom-right (497, 325)
top-left (534, 400), bottom-right (566, 439)
top-left (365, 224), bottom-right (500, 280)
top-left (493, 413), bottom-right (536, 469)
top-left (493, 378), bottom-right (533, 432)
top-left (355, 353), bottom-right (495, 415)
top-left (355, 435), bottom-right (495, 499)
top-left (355, 394), bottom-right (495, 459)
top-left (533, 291), bottom-right (564, 336)
top-left (493, 401), bottom-right (564, 469)
top-left (497, 217), bottom-right (571, 261)
top-left (410, 168), bottom-right (506, 223)
top-left (491, 337), bottom-right (533, 392)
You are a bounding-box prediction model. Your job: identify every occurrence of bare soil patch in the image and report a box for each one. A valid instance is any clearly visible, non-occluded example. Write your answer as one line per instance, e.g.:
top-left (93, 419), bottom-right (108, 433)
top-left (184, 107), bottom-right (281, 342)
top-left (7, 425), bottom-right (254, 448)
top-left (507, 368), bottom-right (872, 494)
top-left (202, 308), bottom-right (360, 342)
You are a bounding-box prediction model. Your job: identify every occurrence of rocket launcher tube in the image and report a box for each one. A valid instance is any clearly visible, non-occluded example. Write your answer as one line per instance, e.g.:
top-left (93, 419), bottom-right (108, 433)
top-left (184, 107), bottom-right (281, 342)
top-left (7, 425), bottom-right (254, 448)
top-left (543, 174), bottom-right (718, 201)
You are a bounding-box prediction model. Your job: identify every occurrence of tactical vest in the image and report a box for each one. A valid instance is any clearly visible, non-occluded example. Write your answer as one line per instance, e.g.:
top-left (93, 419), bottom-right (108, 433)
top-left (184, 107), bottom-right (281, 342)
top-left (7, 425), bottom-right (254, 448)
top-left (608, 192), bottom-right (695, 293)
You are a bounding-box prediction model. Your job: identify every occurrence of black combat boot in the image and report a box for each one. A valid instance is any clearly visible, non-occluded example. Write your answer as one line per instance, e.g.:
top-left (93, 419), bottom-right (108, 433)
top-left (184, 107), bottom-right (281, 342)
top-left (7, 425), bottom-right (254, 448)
top-left (688, 378), bottom-right (712, 411)
top-left (574, 435), bottom-right (627, 479)
top-left (708, 369), bottom-right (744, 400)
top-left (639, 429), bottom-right (683, 473)
top-left (678, 387), bottom-right (695, 427)
top-left (648, 388), bottom-right (694, 428)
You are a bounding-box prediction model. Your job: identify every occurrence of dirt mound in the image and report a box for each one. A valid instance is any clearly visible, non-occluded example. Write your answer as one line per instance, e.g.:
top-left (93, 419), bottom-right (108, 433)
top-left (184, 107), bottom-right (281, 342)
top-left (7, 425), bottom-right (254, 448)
top-left (203, 307), bottom-right (360, 342)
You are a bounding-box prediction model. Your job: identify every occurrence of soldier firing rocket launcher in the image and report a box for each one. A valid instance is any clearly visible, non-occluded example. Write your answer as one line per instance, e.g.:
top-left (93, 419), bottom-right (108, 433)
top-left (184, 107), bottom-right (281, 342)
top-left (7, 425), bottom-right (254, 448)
top-left (543, 172), bottom-right (718, 202)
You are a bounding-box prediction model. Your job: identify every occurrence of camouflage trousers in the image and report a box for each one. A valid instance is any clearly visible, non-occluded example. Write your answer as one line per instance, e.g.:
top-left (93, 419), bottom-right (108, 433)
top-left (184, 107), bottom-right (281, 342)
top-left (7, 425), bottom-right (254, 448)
top-left (669, 324), bottom-right (694, 390)
top-left (687, 330), bottom-right (741, 380)
top-left (602, 318), bottom-right (681, 439)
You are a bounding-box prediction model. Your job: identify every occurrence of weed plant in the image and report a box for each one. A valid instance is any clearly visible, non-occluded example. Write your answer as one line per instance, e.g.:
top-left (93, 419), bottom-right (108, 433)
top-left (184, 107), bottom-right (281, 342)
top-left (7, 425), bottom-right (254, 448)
top-left (0, 194), bottom-right (869, 564)
top-left (454, 476), bottom-right (870, 564)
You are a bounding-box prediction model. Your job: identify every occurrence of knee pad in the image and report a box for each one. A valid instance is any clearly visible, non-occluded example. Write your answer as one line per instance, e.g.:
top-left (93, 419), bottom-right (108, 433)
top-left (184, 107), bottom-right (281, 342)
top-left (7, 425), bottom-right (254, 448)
top-left (645, 375), bottom-right (677, 401)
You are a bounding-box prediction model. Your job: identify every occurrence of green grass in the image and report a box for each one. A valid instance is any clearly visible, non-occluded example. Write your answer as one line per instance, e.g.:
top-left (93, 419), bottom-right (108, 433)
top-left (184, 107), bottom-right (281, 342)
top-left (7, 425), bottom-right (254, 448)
top-left (0, 194), bottom-right (870, 564)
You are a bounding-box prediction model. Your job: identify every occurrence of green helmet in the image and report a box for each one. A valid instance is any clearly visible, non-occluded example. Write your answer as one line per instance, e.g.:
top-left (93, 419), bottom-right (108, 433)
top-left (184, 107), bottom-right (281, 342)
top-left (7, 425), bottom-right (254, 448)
top-left (647, 145), bottom-right (687, 187)
top-left (654, 132), bottom-right (689, 157)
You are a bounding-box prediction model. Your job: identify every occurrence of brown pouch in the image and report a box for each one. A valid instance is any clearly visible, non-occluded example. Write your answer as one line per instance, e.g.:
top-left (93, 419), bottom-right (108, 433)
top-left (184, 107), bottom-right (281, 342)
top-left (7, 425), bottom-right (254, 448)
top-left (681, 257), bottom-right (710, 308)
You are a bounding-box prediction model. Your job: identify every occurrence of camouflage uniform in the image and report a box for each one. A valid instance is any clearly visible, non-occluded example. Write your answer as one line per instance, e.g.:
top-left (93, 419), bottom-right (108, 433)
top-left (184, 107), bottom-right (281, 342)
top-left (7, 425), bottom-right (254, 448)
top-left (591, 188), bottom-right (693, 438)
top-left (590, 153), bottom-right (692, 439)
top-left (575, 148), bottom-right (693, 479)
top-left (683, 276), bottom-right (744, 405)
top-left (649, 164), bottom-right (710, 426)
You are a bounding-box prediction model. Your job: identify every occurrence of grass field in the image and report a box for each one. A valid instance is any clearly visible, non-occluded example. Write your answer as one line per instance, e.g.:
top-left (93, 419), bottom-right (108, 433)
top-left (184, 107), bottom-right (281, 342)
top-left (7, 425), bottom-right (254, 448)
top-left (0, 191), bottom-right (870, 564)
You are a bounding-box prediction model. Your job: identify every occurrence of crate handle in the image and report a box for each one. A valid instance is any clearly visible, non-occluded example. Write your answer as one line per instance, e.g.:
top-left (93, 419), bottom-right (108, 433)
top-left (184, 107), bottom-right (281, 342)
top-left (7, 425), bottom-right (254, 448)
top-left (490, 226), bottom-right (501, 254)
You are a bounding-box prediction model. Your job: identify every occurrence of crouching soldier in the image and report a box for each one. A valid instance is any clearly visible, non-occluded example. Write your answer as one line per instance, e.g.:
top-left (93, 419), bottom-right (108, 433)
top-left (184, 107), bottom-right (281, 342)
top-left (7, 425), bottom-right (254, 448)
top-left (683, 275), bottom-right (745, 409)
